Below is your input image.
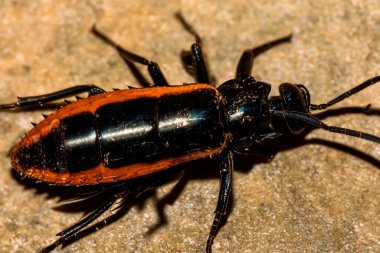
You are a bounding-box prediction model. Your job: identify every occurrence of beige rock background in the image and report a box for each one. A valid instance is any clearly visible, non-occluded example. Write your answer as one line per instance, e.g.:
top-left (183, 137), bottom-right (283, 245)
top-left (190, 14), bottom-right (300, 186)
top-left (0, 1), bottom-right (379, 252)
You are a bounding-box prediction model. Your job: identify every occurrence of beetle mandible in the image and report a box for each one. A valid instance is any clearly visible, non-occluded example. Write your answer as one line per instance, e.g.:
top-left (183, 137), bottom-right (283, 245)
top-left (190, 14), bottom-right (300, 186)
top-left (1, 13), bottom-right (379, 253)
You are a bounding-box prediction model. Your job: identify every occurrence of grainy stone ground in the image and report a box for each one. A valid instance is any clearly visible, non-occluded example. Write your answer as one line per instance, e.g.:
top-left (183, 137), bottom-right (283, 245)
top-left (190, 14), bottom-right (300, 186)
top-left (0, 1), bottom-right (379, 252)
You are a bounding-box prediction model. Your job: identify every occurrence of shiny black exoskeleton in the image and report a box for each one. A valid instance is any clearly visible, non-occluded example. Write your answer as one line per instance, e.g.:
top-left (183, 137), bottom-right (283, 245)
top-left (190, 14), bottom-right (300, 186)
top-left (1, 13), bottom-right (379, 253)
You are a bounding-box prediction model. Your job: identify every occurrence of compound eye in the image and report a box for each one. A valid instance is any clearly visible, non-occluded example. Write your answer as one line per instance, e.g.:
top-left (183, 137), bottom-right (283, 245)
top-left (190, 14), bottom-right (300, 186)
top-left (278, 83), bottom-right (308, 134)
top-left (279, 83), bottom-right (308, 113)
top-left (295, 84), bottom-right (311, 108)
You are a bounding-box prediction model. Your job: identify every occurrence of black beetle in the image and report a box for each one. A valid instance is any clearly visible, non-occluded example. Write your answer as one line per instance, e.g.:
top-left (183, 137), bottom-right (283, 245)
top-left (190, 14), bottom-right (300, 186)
top-left (1, 13), bottom-right (379, 252)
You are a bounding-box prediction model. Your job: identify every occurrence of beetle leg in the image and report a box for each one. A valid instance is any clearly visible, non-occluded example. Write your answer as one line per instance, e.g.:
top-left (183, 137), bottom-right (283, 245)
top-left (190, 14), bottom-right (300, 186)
top-left (175, 12), bottom-right (211, 84)
top-left (175, 12), bottom-right (202, 45)
top-left (189, 43), bottom-right (211, 84)
top-left (122, 57), bottom-right (151, 88)
top-left (39, 193), bottom-right (120, 253)
top-left (91, 26), bottom-right (169, 87)
top-left (0, 85), bottom-right (105, 110)
top-left (206, 151), bottom-right (234, 253)
top-left (236, 34), bottom-right (292, 81)
top-left (179, 43), bottom-right (211, 84)
top-left (235, 144), bottom-right (276, 159)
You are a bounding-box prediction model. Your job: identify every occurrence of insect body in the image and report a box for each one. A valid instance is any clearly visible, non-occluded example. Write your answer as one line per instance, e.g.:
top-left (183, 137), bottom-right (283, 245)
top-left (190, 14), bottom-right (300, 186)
top-left (11, 84), bottom-right (227, 185)
top-left (1, 13), bottom-right (379, 252)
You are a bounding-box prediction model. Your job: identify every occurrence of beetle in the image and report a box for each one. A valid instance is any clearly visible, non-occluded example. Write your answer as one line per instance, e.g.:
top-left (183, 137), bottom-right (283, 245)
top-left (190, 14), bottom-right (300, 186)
top-left (1, 13), bottom-right (379, 252)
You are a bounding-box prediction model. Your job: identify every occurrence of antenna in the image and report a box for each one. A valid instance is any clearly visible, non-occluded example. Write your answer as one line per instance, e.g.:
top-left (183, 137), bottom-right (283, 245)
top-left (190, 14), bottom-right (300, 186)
top-left (271, 109), bottom-right (380, 144)
top-left (310, 76), bottom-right (380, 110)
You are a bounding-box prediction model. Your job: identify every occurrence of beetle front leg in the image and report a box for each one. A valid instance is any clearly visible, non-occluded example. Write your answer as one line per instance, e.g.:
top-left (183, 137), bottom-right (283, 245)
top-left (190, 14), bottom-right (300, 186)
top-left (235, 145), bottom-right (277, 161)
top-left (206, 151), bottom-right (234, 253)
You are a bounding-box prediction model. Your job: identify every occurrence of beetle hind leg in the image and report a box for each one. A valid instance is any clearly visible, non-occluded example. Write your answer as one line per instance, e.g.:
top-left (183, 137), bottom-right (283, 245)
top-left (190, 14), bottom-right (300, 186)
top-left (39, 193), bottom-right (119, 253)
top-left (0, 85), bottom-right (105, 110)
top-left (39, 174), bottom-right (172, 253)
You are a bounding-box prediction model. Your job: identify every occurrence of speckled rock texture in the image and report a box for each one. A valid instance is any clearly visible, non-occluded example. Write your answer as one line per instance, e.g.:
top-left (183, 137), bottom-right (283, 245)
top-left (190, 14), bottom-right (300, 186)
top-left (0, 1), bottom-right (379, 252)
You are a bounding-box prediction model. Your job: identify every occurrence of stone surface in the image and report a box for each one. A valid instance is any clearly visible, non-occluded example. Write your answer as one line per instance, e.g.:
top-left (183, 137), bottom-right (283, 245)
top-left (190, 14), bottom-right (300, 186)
top-left (0, 1), bottom-right (379, 252)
